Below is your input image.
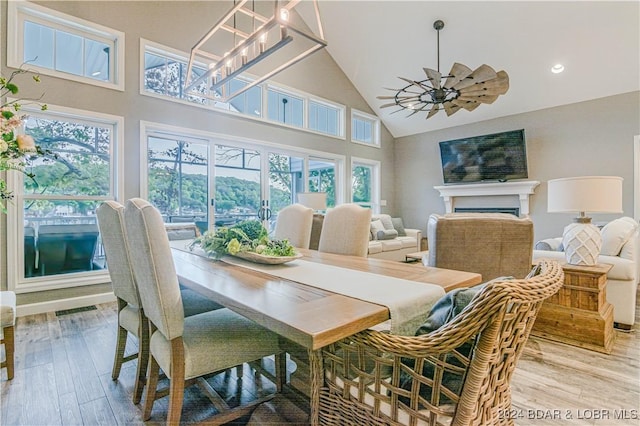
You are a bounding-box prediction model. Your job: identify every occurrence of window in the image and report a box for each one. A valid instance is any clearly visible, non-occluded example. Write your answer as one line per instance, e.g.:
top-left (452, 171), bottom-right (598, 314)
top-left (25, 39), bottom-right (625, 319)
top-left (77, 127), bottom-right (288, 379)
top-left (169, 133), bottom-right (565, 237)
top-left (8, 1), bottom-right (125, 90)
top-left (8, 104), bottom-right (123, 292)
top-left (141, 40), bottom-right (346, 139)
top-left (309, 157), bottom-right (337, 207)
top-left (351, 158), bottom-right (380, 212)
top-left (351, 109), bottom-right (381, 147)
top-left (142, 40), bottom-right (262, 115)
top-left (309, 100), bottom-right (342, 137)
top-left (147, 135), bottom-right (210, 224)
top-left (267, 88), bottom-right (304, 128)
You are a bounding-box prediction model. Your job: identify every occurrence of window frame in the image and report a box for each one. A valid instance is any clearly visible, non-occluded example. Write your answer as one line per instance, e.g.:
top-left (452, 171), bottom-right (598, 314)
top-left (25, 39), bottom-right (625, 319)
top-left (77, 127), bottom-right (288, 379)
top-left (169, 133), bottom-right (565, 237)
top-left (7, 0), bottom-right (125, 91)
top-left (6, 101), bottom-right (124, 293)
top-left (140, 39), bottom-right (346, 140)
top-left (351, 109), bottom-right (381, 148)
top-left (350, 156), bottom-right (381, 213)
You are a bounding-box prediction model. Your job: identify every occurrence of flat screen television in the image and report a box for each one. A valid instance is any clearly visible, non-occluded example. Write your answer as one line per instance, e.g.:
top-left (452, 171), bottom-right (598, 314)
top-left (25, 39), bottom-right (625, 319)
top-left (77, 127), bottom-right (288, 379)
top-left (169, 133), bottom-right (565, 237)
top-left (439, 129), bottom-right (528, 184)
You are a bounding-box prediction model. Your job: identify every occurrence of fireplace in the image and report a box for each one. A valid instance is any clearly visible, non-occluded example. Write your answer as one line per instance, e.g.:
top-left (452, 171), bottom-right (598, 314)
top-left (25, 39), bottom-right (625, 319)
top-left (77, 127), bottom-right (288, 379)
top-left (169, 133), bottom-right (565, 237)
top-left (454, 207), bottom-right (520, 216)
top-left (433, 181), bottom-right (540, 217)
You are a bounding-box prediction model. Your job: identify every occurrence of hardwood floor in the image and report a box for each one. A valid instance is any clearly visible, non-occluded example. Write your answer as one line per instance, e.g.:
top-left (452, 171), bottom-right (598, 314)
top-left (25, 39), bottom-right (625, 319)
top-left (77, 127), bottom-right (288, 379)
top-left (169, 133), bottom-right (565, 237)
top-left (1, 293), bottom-right (639, 425)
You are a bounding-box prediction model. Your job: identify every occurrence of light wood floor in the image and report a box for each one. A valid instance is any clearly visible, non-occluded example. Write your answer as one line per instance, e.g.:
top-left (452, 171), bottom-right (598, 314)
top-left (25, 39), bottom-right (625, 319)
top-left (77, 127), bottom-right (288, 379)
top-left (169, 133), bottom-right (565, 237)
top-left (1, 293), bottom-right (639, 425)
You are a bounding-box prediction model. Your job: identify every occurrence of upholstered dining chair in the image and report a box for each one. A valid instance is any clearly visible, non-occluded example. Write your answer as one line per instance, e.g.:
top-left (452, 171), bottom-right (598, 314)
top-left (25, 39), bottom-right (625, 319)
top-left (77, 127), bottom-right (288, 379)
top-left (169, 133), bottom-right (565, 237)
top-left (318, 203), bottom-right (372, 257)
top-left (274, 203), bottom-right (314, 249)
top-left (425, 212), bottom-right (534, 280)
top-left (96, 201), bottom-right (224, 404)
top-left (316, 260), bottom-right (564, 426)
top-left (123, 198), bottom-right (283, 425)
top-left (0, 291), bottom-right (16, 380)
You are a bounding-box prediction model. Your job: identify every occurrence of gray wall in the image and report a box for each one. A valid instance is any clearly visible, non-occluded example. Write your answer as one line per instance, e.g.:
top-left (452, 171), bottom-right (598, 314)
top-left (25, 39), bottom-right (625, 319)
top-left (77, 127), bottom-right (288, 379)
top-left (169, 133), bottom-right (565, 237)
top-left (0, 1), bottom-right (396, 299)
top-left (395, 91), bottom-right (640, 242)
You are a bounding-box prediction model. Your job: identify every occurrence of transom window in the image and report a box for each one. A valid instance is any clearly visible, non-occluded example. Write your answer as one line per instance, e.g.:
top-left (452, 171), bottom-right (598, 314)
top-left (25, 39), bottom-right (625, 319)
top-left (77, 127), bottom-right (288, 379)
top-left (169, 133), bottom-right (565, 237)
top-left (141, 40), bottom-right (345, 139)
top-left (8, 1), bottom-right (125, 90)
top-left (351, 109), bottom-right (381, 147)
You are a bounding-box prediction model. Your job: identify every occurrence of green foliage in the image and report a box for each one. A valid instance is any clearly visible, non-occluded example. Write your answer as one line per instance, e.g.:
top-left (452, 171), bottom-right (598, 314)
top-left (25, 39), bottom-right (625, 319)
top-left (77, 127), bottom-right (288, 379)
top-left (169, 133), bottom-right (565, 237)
top-left (191, 220), bottom-right (295, 259)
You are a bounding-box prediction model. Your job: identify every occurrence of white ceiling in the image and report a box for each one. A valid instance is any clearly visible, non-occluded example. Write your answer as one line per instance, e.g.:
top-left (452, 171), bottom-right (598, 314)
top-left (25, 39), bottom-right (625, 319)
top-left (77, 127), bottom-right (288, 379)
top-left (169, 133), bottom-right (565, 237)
top-left (298, 1), bottom-right (640, 138)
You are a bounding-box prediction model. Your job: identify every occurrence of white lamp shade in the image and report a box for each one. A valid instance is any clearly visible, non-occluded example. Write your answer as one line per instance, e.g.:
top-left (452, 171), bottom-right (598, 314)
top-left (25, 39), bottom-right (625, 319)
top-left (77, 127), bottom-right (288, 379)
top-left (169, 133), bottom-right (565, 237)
top-left (547, 176), bottom-right (623, 214)
top-left (297, 192), bottom-right (327, 211)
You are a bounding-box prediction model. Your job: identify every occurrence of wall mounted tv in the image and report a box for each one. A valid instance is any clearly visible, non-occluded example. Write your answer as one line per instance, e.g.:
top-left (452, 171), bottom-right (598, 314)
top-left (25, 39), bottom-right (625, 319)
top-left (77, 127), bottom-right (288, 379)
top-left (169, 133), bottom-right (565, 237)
top-left (439, 129), bottom-right (528, 184)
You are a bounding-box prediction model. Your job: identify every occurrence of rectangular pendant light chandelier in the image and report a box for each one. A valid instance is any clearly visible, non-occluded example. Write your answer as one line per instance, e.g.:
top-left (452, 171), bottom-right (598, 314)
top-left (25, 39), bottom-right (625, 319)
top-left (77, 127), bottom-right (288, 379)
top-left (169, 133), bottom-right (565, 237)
top-left (184, 0), bottom-right (326, 103)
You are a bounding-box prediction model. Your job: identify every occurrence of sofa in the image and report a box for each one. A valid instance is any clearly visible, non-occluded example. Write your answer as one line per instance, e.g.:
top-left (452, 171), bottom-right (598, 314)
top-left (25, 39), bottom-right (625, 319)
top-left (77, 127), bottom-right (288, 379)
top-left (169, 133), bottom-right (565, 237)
top-left (368, 214), bottom-right (422, 262)
top-left (533, 216), bottom-right (639, 329)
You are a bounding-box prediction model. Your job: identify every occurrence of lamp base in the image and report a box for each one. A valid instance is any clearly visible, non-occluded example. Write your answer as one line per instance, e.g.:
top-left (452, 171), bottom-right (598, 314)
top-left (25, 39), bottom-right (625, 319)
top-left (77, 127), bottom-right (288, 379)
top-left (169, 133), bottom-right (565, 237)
top-left (562, 222), bottom-right (602, 266)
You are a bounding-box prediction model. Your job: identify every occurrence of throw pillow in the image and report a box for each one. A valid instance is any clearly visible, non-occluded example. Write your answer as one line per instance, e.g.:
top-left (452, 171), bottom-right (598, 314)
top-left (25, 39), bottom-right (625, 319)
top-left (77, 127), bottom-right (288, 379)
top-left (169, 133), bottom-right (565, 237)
top-left (399, 274), bottom-right (518, 405)
top-left (600, 217), bottom-right (638, 256)
top-left (391, 217), bottom-right (407, 236)
top-left (377, 214), bottom-right (395, 231)
top-left (377, 229), bottom-right (398, 240)
top-left (534, 238), bottom-right (563, 252)
top-left (370, 219), bottom-right (385, 240)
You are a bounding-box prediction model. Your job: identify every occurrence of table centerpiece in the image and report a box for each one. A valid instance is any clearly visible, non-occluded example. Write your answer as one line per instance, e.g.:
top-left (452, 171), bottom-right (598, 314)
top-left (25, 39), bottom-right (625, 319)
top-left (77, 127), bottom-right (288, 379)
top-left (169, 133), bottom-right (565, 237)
top-left (189, 219), bottom-right (301, 264)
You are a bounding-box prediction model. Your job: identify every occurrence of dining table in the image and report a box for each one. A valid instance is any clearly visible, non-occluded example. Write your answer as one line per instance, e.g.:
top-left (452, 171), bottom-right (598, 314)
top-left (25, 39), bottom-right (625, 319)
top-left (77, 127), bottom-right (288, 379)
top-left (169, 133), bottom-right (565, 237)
top-left (169, 241), bottom-right (482, 424)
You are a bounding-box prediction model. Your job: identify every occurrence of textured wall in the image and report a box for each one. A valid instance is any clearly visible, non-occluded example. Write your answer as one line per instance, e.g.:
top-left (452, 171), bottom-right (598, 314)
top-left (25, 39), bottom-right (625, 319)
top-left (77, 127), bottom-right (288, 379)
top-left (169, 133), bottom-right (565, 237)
top-left (395, 91), bottom-right (640, 242)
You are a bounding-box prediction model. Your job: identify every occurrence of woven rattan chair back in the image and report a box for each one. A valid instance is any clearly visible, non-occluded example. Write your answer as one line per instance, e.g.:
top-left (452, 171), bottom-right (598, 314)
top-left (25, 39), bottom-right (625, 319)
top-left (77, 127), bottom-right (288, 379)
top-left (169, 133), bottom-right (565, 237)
top-left (317, 260), bottom-right (564, 426)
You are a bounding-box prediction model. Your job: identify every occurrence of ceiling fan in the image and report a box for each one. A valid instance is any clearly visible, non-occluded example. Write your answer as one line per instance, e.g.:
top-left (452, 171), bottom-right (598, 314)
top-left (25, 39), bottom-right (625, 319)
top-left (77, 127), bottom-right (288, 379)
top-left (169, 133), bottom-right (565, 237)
top-left (377, 20), bottom-right (509, 119)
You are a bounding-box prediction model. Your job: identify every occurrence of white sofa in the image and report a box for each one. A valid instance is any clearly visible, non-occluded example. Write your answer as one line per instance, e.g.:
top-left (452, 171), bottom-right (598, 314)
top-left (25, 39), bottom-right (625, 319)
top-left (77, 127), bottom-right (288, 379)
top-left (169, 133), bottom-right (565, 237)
top-left (368, 214), bottom-right (422, 262)
top-left (533, 216), bottom-right (639, 329)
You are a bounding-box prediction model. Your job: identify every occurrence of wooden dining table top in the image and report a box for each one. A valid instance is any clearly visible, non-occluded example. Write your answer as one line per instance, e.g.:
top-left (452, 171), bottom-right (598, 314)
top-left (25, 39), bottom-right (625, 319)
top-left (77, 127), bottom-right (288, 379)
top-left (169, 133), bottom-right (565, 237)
top-left (171, 245), bottom-right (482, 351)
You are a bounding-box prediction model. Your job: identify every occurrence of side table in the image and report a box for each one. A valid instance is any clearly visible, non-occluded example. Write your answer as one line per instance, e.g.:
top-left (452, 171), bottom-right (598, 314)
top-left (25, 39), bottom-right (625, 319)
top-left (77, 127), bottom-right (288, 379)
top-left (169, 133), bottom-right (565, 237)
top-left (531, 262), bottom-right (614, 354)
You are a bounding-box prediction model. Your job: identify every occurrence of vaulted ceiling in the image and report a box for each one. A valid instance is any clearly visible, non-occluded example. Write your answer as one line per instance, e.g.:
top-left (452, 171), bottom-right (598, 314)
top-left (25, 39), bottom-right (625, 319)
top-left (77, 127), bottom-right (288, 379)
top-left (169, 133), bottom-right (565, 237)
top-left (299, 1), bottom-right (640, 138)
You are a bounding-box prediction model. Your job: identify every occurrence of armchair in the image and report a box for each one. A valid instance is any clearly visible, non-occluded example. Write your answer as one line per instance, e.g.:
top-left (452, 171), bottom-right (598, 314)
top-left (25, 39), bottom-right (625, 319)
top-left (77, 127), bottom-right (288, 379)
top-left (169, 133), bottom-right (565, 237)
top-left (426, 213), bottom-right (534, 280)
top-left (317, 260), bottom-right (564, 426)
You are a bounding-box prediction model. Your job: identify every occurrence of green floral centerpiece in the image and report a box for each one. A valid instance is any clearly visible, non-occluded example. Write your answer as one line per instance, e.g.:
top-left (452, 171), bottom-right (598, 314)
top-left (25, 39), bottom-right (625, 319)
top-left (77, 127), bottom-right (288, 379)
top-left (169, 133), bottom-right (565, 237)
top-left (191, 220), bottom-right (298, 263)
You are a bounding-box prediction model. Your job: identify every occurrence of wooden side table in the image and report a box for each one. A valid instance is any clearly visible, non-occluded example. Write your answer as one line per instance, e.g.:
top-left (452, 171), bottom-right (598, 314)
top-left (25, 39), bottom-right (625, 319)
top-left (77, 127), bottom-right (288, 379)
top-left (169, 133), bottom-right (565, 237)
top-left (532, 262), bottom-right (614, 353)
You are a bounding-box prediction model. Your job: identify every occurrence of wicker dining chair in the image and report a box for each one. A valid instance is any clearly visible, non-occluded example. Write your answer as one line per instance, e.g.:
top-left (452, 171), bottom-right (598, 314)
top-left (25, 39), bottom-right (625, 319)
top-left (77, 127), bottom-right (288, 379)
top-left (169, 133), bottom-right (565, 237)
top-left (315, 259), bottom-right (564, 426)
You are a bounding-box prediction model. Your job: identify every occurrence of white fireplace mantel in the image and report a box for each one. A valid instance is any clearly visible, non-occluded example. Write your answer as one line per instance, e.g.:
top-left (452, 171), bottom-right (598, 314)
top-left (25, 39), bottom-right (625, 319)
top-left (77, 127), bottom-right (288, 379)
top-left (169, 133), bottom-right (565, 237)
top-left (434, 181), bottom-right (540, 216)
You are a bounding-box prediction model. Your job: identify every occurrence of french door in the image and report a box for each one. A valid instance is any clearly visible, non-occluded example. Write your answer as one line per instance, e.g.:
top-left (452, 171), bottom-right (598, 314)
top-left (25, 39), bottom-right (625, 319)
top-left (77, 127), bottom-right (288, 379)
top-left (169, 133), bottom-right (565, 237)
top-left (146, 131), bottom-right (333, 233)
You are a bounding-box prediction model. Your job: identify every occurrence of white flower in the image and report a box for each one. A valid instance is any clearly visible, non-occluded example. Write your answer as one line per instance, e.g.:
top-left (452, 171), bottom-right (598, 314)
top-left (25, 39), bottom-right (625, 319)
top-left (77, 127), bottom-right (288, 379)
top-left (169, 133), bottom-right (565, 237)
top-left (0, 140), bottom-right (8, 154)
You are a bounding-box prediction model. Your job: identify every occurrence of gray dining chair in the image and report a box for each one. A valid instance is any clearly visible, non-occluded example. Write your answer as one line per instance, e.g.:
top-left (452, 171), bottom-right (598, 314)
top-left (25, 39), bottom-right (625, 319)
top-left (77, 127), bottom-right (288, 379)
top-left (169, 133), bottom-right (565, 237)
top-left (96, 201), bottom-right (223, 404)
top-left (274, 203), bottom-right (314, 249)
top-left (124, 198), bottom-right (283, 424)
top-left (318, 203), bottom-right (372, 257)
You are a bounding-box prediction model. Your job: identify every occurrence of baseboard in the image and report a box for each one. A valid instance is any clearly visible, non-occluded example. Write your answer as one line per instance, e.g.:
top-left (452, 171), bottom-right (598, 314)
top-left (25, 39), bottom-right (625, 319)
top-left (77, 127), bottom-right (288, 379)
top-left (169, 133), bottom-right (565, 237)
top-left (16, 292), bottom-right (116, 317)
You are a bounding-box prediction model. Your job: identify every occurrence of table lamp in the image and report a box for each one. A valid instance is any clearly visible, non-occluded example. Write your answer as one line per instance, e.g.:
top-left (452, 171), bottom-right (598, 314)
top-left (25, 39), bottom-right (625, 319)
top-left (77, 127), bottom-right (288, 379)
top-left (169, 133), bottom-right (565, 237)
top-left (547, 176), bottom-right (623, 266)
top-left (297, 192), bottom-right (327, 212)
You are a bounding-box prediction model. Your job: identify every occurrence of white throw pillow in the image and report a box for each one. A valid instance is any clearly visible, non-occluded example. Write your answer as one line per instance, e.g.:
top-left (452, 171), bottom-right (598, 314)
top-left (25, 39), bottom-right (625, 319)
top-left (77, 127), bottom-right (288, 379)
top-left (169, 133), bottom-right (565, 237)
top-left (600, 217), bottom-right (638, 256)
top-left (370, 219), bottom-right (385, 240)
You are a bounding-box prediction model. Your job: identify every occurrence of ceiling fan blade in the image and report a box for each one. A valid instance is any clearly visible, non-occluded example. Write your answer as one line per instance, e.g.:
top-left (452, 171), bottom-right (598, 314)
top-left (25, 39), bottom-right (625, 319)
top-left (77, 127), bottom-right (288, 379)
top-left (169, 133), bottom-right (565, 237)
top-left (423, 68), bottom-right (441, 89)
top-left (453, 64), bottom-right (498, 90)
top-left (398, 76), bottom-right (431, 91)
top-left (451, 99), bottom-right (481, 112)
top-left (377, 95), bottom-right (420, 100)
top-left (443, 62), bottom-right (473, 89)
top-left (443, 101), bottom-right (462, 116)
top-left (458, 94), bottom-right (499, 104)
top-left (426, 106), bottom-right (440, 119)
top-left (379, 102), bottom-right (400, 108)
top-left (457, 71), bottom-right (509, 96)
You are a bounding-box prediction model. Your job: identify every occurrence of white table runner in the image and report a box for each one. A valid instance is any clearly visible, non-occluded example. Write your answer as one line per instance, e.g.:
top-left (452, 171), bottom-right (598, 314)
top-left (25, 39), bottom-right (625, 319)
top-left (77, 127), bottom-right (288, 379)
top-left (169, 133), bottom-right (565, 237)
top-left (172, 242), bottom-right (444, 336)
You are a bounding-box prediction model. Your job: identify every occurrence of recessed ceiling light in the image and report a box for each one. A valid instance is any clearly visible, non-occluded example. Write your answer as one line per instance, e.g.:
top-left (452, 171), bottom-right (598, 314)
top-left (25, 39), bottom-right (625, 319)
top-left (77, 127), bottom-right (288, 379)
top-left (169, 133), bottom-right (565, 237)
top-left (551, 64), bottom-right (565, 74)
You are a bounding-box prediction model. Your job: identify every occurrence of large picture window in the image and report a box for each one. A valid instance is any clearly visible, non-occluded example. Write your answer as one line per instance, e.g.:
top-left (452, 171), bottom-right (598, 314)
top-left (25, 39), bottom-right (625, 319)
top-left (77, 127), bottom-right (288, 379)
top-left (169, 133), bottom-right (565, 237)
top-left (7, 105), bottom-right (123, 292)
top-left (8, 1), bottom-right (125, 90)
